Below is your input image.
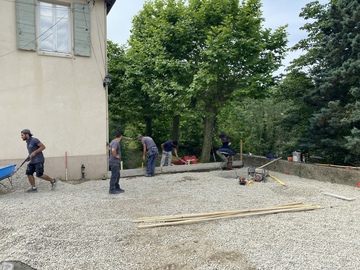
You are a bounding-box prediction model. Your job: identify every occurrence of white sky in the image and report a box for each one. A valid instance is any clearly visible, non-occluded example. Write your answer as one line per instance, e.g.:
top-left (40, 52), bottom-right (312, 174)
top-left (107, 0), bottom-right (328, 73)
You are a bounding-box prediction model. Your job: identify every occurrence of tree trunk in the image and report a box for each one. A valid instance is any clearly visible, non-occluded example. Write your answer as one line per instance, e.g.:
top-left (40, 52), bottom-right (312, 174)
top-left (145, 116), bottom-right (152, 137)
top-left (200, 105), bottom-right (216, 163)
top-left (172, 115), bottom-right (180, 142)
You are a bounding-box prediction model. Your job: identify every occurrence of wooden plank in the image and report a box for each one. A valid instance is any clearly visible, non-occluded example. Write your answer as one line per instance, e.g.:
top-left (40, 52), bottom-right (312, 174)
top-left (136, 204), bottom-right (323, 229)
top-left (134, 203), bottom-right (306, 223)
top-left (315, 164), bottom-right (360, 170)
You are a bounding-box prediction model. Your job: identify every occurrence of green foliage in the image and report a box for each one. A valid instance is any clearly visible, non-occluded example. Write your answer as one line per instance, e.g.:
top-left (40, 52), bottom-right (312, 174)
top-left (217, 97), bottom-right (295, 157)
top-left (289, 0), bottom-right (360, 165)
top-left (107, 0), bottom-right (287, 165)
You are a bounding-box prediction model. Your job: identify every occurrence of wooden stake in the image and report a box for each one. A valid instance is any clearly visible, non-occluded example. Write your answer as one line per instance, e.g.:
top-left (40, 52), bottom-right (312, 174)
top-left (258, 157), bottom-right (282, 169)
top-left (240, 140), bottom-right (243, 161)
top-left (269, 174), bottom-right (286, 186)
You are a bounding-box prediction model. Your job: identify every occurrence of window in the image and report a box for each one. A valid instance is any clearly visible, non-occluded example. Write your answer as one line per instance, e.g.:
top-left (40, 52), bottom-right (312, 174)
top-left (16, 0), bottom-right (91, 57)
top-left (38, 2), bottom-right (71, 55)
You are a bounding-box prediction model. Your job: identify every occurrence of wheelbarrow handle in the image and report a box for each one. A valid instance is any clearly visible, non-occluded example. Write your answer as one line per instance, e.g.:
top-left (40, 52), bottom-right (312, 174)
top-left (14, 156), bottom-right (30, 174)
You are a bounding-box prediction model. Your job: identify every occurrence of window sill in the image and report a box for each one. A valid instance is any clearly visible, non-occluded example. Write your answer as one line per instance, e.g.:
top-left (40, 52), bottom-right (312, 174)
top-left (38, 51), bottom-right (73, 58)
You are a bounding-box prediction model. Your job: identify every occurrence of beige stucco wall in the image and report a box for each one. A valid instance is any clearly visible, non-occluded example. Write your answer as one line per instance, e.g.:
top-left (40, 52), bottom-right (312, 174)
top-left (0, 1), bottom-right (110, 180)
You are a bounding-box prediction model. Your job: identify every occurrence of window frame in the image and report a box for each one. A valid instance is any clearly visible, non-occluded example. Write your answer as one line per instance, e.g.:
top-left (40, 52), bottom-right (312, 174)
top-left (16, 0), bottom-right (91, 57)
top-left (37, 1), bottom-right (72, 57)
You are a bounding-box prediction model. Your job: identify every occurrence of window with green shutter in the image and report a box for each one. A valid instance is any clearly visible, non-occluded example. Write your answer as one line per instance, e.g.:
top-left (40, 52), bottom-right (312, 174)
top-left (15, 1), bottom-right (91, 57)
top-left (16, 0), bottom-right (36, 51)
top-left (73, 3), bottom-right (91, 57)
top-left (38, 2), bottom-right (71, 55)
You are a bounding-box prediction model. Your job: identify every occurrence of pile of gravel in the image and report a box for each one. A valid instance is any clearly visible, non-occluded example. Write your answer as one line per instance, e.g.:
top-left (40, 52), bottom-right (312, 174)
top-left (1, 167), bottom-right (360, 269)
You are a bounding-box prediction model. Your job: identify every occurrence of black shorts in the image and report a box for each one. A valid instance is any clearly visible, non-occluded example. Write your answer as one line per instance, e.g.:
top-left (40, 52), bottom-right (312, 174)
top-left (26, 162), bottom-right (44, 177)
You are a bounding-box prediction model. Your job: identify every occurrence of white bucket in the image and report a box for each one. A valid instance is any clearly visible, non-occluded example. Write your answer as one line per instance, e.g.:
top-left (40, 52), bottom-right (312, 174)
top-left (292, 151), bottom-right (301, 162)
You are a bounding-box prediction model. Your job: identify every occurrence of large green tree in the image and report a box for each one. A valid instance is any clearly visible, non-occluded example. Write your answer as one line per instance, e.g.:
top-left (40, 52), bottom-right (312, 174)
top-left (293, 0), bottom-right (360, 164)
top-left (188, 0), bottom-right (287, 161)
top-left (128, 0), bottom-right (194, 140)
top-left (126, 0), bottom-right (287, 162)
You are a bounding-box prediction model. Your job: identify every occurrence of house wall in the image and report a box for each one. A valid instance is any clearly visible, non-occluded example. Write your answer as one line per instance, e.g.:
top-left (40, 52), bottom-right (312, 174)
top-left (0, 0), bottom-right (110, 180)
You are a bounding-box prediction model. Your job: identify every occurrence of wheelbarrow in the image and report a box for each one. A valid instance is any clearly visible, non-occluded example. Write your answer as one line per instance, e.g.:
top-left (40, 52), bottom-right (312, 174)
top-left (0, 157), bottom-right (29, 189)
top-left (0, 164), bottom-right (16, 188)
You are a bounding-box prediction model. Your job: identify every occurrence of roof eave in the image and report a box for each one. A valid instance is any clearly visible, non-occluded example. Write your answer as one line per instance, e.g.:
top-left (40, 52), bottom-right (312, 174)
top-left (105, 0), bottom-right (116, 14)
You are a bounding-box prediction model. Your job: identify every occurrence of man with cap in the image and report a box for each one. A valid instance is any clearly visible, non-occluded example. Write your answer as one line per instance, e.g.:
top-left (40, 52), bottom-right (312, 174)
top-left (219, 131), bottom-right (230, 148)
top-left (21, 129), bottom-right (58, 192)
top-left (160, 140), bottom-right (179, 167)
top-left (108, 130), bottom-right (125, 194)
top-left (137, 134), bottom-right (158, 177)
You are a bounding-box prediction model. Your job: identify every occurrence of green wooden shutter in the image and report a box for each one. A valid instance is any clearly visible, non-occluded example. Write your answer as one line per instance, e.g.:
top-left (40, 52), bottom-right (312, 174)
top-left (73, 3), bottom-right (91, 57)
top-left (16, 0), bottom-right (36, 51)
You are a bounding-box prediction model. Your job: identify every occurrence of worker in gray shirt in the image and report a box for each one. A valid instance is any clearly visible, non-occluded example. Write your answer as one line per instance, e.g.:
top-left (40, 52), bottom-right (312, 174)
top-left (109, 130), bottom-right (125, 194)
top-left (137, 134), bottom-right (158, 177)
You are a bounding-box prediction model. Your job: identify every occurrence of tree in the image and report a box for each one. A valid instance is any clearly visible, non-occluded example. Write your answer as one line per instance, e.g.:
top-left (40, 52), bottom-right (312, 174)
top-left (292, 0), bottom-right (360, 164)
top-left (110, 0), bottom-right (287, 162)
top-left (128, 0), bottom-right (194, 140)
top-left (273, 70), bottom-right (316, 155)
top-left (189, 0), bottom-right (287, 161)
top-left (107, 40), bottom-right (128, 138)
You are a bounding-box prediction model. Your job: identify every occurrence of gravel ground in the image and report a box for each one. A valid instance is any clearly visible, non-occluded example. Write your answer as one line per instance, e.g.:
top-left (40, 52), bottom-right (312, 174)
top-left (1, 167), bottom-right (360, 270)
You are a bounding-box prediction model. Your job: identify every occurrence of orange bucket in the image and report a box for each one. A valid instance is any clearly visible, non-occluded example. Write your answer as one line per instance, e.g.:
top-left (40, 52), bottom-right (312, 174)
top-left (287, 157), bottom-right (293, 162)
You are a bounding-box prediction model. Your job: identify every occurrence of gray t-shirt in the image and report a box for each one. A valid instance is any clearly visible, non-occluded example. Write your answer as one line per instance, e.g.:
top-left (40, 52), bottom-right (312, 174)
top-left (27, 137), bottom-right (44, 164)
top-left (141, 136), bottom-right (156, 150)
top-left (109, 139), bottom-right (121, 164)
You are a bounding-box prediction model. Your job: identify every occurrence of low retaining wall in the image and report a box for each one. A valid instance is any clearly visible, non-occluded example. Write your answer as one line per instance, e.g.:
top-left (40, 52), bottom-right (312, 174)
top-left (242, 155), bottom-right (360, 187)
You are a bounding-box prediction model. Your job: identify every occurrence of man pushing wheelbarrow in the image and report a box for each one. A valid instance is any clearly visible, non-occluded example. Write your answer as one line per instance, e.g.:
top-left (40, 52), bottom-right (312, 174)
top-left (21, 129), bottom-right (58, 193)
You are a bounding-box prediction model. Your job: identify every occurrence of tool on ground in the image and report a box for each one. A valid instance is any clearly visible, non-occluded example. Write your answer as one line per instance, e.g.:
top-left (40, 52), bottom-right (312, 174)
top-left (247, 157), bottom-right (282, 182)
top-left (239, 177), bottom-right (247, 185)
top-left (322, 192), bottom-right (355, 201)
top-left (248, 167), bottom-right (269, 182)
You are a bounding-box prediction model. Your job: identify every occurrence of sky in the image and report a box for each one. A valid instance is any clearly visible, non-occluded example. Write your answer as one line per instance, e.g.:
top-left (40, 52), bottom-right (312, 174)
top-left (107, 0), bottom-right (328, 73)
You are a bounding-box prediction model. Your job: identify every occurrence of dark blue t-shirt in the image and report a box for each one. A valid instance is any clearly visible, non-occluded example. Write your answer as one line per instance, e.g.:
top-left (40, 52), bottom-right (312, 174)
top-left (27, 137), bottom-right (45, 164)
top-left (163, 140), bottom-right (174, 152)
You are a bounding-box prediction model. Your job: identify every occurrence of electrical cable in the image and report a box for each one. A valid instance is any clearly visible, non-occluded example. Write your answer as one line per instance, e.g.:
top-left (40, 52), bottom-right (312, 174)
top-left (0, 2), bottom-right (71, 58)
top-left (1, 0), bottom-right (107, 86)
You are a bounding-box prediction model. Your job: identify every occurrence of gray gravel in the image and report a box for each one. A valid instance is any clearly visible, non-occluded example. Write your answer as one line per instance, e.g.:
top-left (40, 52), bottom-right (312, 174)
top-left (1, 167), bottom-right (360, 270)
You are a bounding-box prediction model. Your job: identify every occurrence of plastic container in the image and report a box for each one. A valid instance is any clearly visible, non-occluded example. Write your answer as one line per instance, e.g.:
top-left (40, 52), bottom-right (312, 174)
top-left (287, 157), bottom-right (293, 162)
top-left (292, 151), bottom-right (301, 162)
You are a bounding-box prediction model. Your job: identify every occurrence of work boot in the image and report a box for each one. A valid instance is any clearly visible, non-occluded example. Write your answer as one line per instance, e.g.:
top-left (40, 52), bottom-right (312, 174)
top-left (109, 189), bottom-right (120, 194)
top-left (51, 178), bottom-right (58, 190)
top-left (115, 187), bottom-right (125, 193)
